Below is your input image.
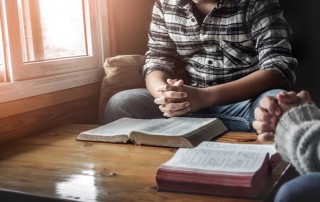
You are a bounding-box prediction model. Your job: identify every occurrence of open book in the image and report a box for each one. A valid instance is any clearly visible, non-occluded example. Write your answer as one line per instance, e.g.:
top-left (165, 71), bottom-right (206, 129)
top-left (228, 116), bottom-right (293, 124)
top-left (156, 142), bottom-right (281, 198)
top-left (77, 117), bottom-right (227, 148)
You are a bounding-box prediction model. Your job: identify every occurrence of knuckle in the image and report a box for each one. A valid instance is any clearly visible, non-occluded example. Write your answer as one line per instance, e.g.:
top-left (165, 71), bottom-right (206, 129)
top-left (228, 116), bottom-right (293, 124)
top-left (261, 113), bottom-right (270, 120)
top-left (261, 122), bottom-right (271, 131)
top-left (300, 90), bottom-right (308, 98)
top-left (168, 92), bottom-right (175, 97)
top-left (254, 107), bottom-right (260, 116)
top-left (167, 104), bottom-right (176, 110)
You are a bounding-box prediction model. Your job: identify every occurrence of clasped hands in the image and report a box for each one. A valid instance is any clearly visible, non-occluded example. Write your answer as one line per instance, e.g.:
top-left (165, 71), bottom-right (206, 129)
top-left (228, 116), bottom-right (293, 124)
top-left (154, 79), bottom-right (206, 117)
top-left (253, 90), bottom-right (313, 142)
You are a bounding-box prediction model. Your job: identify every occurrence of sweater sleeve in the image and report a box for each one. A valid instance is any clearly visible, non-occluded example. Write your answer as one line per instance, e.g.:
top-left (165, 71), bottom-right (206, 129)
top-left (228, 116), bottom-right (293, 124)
top-left (275, 104), bottom-right (320, 174)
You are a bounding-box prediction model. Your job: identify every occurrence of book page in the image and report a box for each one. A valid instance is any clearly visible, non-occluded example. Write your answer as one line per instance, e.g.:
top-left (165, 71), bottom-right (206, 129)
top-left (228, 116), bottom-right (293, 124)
top-left (162, 147), bottom-right (268, 173)
top-left (79, 118), bottom-right (153, 136)
top-left (134, 117), bottom-right (219, 137)
top-left (198, 142), bottom-right (277, 156)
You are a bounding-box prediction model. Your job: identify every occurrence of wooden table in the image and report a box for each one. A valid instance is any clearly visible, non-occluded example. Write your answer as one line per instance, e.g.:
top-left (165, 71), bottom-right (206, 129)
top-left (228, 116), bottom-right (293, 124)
top-left (0, 124), bottom-right (297, 202)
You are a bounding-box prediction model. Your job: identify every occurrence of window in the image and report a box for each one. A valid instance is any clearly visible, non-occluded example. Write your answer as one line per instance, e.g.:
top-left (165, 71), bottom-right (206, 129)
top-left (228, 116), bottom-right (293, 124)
top-left (0, 5), bottom-right (6, 83)
top-left (0, 0), bottom-right (109, 103)
top-left (19, 0), bottom-right (88, 62)
top-left (0, 34), bottom-right (5, 83)
top-left (0, 38), bottom-right (3, 81)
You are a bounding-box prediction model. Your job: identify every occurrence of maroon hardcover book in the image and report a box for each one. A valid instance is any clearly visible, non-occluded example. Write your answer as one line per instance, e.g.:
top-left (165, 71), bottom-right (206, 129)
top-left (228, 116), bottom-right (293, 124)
top-left (156, 142), bottom-right (281, 198)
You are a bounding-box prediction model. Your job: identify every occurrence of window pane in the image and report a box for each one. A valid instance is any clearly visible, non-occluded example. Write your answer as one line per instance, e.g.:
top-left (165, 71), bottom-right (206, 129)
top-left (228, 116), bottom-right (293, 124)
top-left (18, 0), bottom-right (87, 62)
top-left (0, 19), bottom-right (5, 82)
top-left (0, 37), bottom-right (3, 69)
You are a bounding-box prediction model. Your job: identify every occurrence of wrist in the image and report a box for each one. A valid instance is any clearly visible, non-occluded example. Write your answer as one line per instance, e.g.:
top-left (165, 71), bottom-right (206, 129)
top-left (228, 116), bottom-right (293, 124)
top-left (145, 71), bottom-right (168, 98)
top-left (198, 87), bottom-right (215, 108)
top-left (204, 86), bottom-right (219, 107)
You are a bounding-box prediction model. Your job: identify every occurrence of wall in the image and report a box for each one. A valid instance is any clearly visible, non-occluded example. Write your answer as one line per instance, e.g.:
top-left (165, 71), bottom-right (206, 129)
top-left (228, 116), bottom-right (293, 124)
top-left (0, 83), bottom-right (100, 144)
top-left (280, 0), bottom-right (320, 105)
top-left (107, 0), bottom-right (155, 55)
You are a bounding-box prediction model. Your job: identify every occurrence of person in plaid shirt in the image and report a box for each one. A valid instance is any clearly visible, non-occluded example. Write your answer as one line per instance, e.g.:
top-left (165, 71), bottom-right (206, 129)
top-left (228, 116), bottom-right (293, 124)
top-left (105, 0), bottom-right (297, 132)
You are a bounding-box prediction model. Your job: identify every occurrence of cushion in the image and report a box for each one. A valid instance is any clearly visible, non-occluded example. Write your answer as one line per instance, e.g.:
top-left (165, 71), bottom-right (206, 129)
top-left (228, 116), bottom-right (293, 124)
top-left (99, 55), bottom-right (146, 122)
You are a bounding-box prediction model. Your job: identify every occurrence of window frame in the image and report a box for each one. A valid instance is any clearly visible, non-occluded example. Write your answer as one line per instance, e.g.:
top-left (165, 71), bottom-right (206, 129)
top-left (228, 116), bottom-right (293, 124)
top-left (0, 0), bottom-right (109, 103)
top-left (0, 1), bottom-right (7, 83)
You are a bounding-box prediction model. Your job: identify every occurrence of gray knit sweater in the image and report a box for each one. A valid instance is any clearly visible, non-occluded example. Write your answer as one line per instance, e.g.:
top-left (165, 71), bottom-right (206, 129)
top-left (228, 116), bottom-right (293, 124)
top-left (275, 104), bottom-right (320, 175)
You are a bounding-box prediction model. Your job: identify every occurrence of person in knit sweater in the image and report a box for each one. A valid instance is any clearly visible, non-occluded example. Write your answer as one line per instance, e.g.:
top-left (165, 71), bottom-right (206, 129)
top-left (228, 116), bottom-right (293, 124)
top-left (253, 90), bottom-right (320, 202)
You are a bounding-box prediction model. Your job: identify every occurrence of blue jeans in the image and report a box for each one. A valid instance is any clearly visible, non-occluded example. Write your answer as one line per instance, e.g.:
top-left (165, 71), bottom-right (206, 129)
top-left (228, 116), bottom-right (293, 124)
top-left (274, 173), bottom-right (320, 202)
top-left (104, 88), bottom-right (283, 132)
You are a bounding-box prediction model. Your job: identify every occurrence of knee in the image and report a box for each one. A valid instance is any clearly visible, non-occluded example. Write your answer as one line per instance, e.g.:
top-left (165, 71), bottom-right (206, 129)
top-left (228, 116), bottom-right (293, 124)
top-left (103, 89), bottom-right (161, 123)
top-left (104, 89), bottom-right (146, 123)
top-left (274, 181), bottom-right (298, 202)
top-left (106, 90), bottom-right (140, 112)
top-left (274, 173), bottom-right (320, 202)
top-left (260, 89), bottom-right (285, 98)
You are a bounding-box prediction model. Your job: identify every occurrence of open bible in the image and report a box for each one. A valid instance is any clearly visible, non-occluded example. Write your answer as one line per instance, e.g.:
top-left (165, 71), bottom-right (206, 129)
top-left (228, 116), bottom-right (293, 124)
top-left (77, 117), bottom-right (227, 148)
top-left (156, 142), bottom-right (281, 198)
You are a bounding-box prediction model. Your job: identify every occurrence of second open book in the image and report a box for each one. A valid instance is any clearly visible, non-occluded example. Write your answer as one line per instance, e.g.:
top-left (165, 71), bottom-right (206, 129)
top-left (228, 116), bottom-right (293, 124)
top-left (156, 142), bottom-right (281, 198)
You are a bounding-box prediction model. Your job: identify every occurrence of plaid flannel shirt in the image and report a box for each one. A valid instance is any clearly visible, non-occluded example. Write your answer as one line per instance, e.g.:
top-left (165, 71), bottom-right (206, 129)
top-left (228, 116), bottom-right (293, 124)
top-left (143, 0), bottom-right (297, 88)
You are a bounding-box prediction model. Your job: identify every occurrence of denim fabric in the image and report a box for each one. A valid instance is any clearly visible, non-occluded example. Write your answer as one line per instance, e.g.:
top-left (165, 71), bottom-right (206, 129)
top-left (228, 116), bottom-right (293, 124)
top-left (104, 88), bottom-right (283, 132)
top-left (274, 173), bottom-right (320, 202)
top-left (190, 89), bottom-right (283, 132)
top-left (104, 88), bottom-right (163, 124)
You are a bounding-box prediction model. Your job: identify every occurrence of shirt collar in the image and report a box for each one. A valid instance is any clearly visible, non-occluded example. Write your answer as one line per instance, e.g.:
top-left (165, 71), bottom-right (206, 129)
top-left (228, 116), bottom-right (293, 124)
top-left (177, 0), bottom-right (190, 9)
top-left (217, 0), bottom-right (225, 9)
top-left (177, 0), bottom-right (226, 9)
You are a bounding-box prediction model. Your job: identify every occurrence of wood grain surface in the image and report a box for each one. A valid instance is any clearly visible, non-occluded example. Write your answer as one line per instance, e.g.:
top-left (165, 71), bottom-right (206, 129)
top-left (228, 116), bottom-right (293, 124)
top-left (0, 124), bottom-right (294, 202)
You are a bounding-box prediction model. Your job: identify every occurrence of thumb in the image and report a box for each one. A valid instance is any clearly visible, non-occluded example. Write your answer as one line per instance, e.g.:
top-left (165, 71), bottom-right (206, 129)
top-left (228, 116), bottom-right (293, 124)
top-left (172, 79), bottom-right (184, 87)
top-left (167, 79), bottom-right (178, 86)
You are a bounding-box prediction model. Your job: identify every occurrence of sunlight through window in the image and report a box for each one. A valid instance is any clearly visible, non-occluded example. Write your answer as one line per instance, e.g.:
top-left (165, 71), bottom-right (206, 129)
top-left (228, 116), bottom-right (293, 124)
top-left (56, 170), bottom-right (97, 201)
top-left (0, 37), bottom-right (3, 69)
top-left (0, 19), bottom-right (5, 82)
top-left (0, 0), bottom-right (106, 96)
top-left (18, 0), bottom-right (87, 62)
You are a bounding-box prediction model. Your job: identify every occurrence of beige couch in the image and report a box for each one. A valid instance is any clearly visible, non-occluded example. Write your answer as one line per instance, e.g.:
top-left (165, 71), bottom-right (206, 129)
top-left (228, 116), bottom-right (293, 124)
top-left (99, 55), bottom-right (188, 123)
top-left (99, 55), bottom-right (146, 123)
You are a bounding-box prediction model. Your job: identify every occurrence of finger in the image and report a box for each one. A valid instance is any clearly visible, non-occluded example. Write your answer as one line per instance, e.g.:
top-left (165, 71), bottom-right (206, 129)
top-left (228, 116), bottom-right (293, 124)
top-left (156, 85), bottom-right (184, 92)
top-left (167, 79), bottom-right (178, 86)
top-left (257, 132), bottom-right (275, 142)
top-left (167, 79), bottom-right (184, 87)
top-left (254, 107), bottom-right (273, 121)
top-left (154, 97), bottom-right (168, 105)
top-left (160, 90), bottom-right (187, 99)
top-left (154, 96), bottom-right (186, 105)
top-left (173, 79), bottom-right (184, 87)
top-left (252, 120), bottom-right (276, 133)
top-left (159, 102), bottom-right (190, 113)
top-left (277, 91), bottom-right (301, 105)
top-left (254, 107), bottom-right (278, 127)
top-left (297, 90), bottom-right (313, 104)
top-left (163, 107), bottom-right (191, 117)
top-left (259, 96), bottom-right (281, 116)
top-left (159, 104), bottom-right (169, 113)
top-left (165, 102), bottom-right (190, 111)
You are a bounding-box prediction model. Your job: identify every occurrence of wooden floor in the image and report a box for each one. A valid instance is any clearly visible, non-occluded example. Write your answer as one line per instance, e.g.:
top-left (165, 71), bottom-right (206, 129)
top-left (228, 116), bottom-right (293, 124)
top-left (0, 124), bottom-right (298, 202)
